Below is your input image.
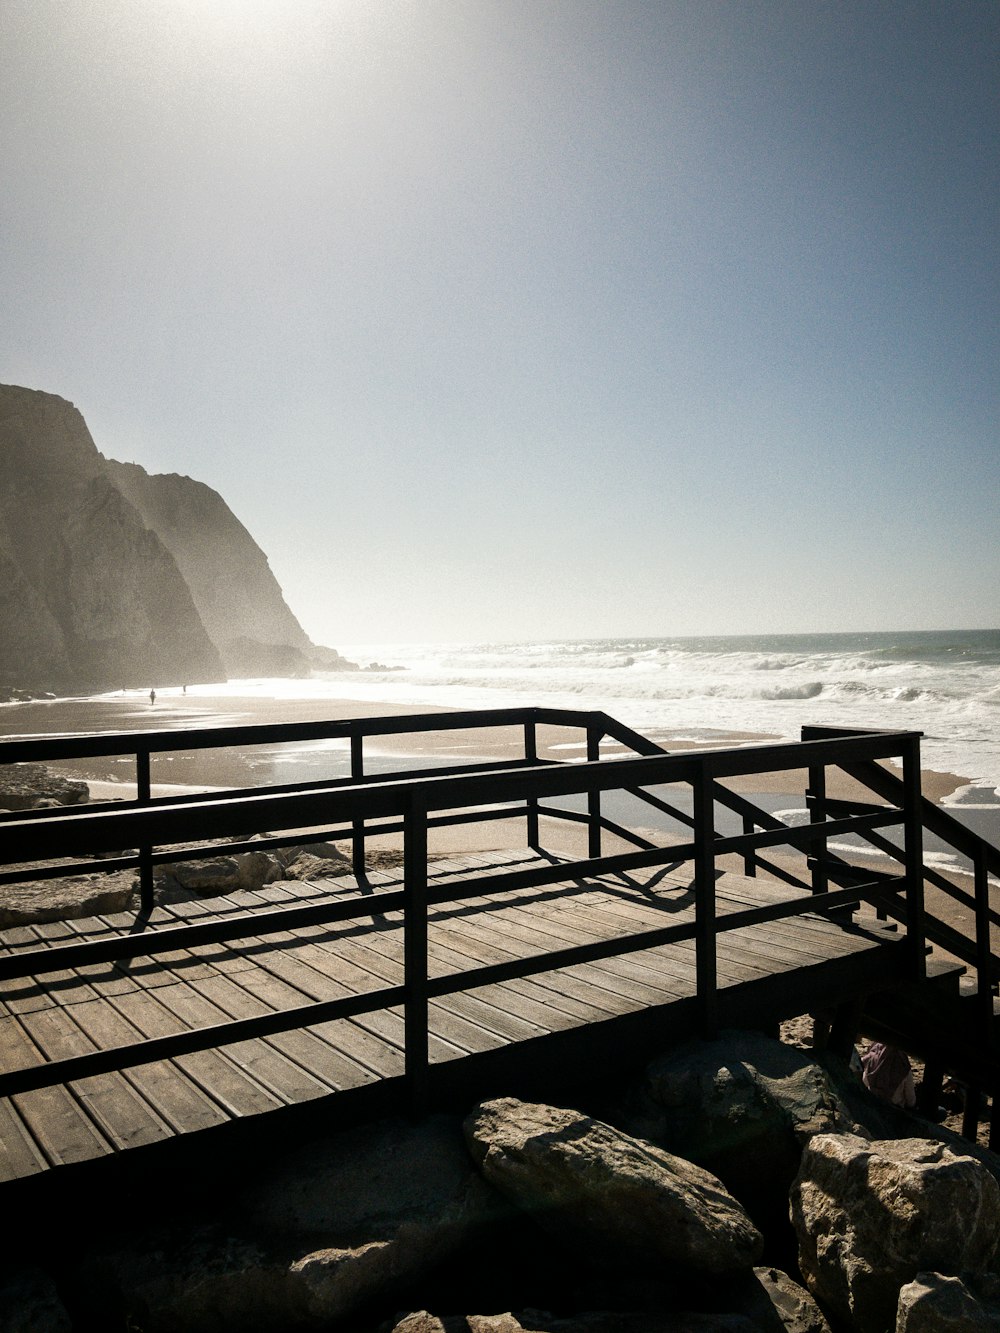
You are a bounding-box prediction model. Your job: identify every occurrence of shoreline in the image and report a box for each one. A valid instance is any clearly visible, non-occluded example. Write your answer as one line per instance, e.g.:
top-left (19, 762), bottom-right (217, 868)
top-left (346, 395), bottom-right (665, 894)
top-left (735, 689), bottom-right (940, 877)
top-left (0, 687), bottom-right (975, 806)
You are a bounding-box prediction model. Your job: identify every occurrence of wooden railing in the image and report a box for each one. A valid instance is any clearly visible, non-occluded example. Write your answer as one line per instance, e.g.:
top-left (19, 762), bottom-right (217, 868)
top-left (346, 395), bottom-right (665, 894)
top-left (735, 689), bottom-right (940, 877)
top-left (0, 714), bottom-right (932, 1109)
top-left (801, 724), bottom-right (1000, 1049)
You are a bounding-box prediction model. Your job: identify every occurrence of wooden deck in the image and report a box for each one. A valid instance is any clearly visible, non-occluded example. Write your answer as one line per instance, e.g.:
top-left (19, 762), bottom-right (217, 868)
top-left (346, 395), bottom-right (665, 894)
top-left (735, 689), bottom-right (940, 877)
top-left (0, 849), bottom-right (907, 1191)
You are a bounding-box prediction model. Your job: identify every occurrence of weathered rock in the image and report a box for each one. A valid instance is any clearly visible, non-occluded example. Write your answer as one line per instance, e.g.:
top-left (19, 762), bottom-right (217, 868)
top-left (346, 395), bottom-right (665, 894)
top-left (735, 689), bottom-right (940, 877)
top-left (627, 1033), bottom-right (864, 1211)
top-left (0, 869), bottom-right (135, 926)
top-left (464, 1098), bottom-right (762, 1275)
top-left (160, 857), bottom-right (243, 895)
top-left (0, 762), bottom-right (89, 810)
top-left (0, 1266), bottom-right (72, 1332)
top-left (740, 1267), bottom-right (831, 1333)
top-left (895, 1271), bottom-right (1000, 1331)
top-left (790, 1134), bottom-right (1000, 1333)
top-left (282, 848), bottom-right (351, 881)
top-left (81, 1117), bottom-right (503, 1331)
top-left (231, 849), bottom-right (285, 892)
top-left (392, 1312), bottom-right (759, 1333)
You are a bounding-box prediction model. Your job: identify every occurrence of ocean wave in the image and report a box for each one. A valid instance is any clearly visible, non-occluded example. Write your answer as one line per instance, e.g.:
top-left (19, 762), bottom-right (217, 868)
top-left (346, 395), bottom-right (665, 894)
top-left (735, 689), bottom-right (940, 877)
top-left (760, 682), bottom-right (824, 701)
top-left (326, 632), bottom-right (1000, 793)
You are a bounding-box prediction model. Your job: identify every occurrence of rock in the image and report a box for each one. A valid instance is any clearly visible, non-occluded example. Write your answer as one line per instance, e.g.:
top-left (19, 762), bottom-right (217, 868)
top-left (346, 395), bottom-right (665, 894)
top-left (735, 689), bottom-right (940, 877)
top-left (464, 1098), bottom-right (762, 1275)
top-left (282, 849), bottom-right (351, 881)
top-left (81, 1117), bottom-right (503, 1331)
top-left (0, 869), bottom-right (135, 926)
top-left (790, 1134), bottom-right (1000, 1333)
top-left (0, 762), bottom-right (89, 809)
top-left (240, 1114), bottom-right (501, 1241)
top-left (154, 842), bottom-right (343, 902)
top-left (162, 857), bottom-right (243, 895)
top-left (895, 1271), bottom-right (1000, 1331)
top-left (231, 849), bottom-right (284, 892)
top-left (739, 1267), bottom-right (831, 1333)
top-left (391, 1311), bottom-right (759, 1333)
top-left (626, 1032), bottom-right (864, 1215)
top-left (0, 1267), bottom-right (73, 1332)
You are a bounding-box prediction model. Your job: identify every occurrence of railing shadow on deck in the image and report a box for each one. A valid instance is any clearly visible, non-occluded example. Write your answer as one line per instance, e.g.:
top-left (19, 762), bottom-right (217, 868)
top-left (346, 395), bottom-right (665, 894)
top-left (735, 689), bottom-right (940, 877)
top-left (0, 709), bottom-right (945, 1113)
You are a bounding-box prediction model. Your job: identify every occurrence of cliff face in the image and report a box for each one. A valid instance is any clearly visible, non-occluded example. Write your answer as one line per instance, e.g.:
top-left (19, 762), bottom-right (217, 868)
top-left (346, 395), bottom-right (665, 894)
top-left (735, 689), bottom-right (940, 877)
top-left (105, 460), bottom-right (317, 678)
top-left (0, 386), bottom-right (224, 691)
top-left (0, 384), bottom-right (349, 693)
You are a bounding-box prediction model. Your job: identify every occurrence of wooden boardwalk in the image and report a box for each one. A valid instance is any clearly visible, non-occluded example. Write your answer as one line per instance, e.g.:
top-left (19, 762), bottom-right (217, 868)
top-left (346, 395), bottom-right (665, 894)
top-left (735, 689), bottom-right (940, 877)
top-left (0, 849), bottom-right (906, 1189)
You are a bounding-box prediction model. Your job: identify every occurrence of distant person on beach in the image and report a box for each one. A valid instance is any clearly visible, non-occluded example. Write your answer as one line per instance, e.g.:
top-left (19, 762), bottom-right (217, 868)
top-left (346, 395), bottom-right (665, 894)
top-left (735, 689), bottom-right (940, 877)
top-left (149, 688), bottom-right (156, 706)
top-left (861, 1042), bottom-right (917, 1108)
top-left (182, 684), bottom-right (187, 694)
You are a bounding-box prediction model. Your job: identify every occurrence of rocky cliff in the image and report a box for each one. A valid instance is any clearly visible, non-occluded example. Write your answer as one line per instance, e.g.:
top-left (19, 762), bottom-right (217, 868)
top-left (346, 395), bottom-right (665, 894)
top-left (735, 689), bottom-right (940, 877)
top-left (104, 460), bottom-right (339, 679)
top-left (0, 384), bottom-right (351, 693)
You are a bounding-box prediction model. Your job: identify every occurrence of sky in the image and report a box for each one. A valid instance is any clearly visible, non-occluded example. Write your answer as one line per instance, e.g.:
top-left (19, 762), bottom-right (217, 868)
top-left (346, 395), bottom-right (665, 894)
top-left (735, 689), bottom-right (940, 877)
top-left (1, 0), bottom-right (998, 646)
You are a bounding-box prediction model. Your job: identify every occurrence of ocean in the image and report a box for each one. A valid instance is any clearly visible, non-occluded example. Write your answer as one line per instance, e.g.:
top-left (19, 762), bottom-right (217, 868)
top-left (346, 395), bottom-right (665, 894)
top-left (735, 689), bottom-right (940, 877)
top-left (267, 629), bottom-right (1000, 804)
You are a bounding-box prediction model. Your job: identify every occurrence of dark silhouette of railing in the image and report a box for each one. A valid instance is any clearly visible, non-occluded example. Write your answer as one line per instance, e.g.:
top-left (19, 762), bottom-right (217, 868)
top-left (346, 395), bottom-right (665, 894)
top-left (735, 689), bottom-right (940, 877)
top-left (0, 711), bottom-right (935, 1111)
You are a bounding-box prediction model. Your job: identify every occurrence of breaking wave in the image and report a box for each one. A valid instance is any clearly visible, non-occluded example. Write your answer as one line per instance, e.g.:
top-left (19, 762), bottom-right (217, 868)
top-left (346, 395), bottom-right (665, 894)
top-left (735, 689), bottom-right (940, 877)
top-left (290, 628), bottom-right (1000, 794)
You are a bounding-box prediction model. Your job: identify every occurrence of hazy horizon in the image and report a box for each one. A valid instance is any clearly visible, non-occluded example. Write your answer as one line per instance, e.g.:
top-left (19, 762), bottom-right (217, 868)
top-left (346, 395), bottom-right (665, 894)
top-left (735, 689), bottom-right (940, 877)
top-left (3, 1), bottom-right (997, 645)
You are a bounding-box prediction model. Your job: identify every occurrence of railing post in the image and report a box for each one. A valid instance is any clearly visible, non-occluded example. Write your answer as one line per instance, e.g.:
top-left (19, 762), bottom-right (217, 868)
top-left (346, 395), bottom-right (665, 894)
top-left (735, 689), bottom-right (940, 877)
top-left (403, 795), bottom-right (429, 1117)
top-left (351, 733), bottom-right (366, 880)
top-left (693, 768), bottom-right (718, 1038)
top-left (524, 718), bottom-right (540, 851)
top-left (136, 747), bottom-right (154, 915)
top-left (902, 733), bottom-right (925, 981)
top-left (807, 764), bottom-right (829, 896)
top-left (974, 845), bottom-right (994, 1043)
top-left (587, 719), bottom-right (602, 859)
top-left (741, 816), bottom-right (757, 878)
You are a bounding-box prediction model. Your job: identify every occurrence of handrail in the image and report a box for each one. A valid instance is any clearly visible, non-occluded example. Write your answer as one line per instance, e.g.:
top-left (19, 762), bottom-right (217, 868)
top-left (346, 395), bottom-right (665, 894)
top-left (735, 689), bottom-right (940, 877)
top-left (0, 732), bottom-right (920, 861)
top-left (0, 712), bottom-right (937, 1110)
top-left (802, 724), bottom-right (1000, 1042)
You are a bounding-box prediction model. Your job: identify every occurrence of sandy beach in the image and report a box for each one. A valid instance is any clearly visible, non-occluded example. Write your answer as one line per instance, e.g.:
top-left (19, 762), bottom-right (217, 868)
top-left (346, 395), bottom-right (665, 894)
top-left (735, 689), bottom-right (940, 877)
top-left (0, 685), bottom-right (971, 803)
top-left (0, 686), bottom-right (980, 868)
top-left (1, 687), bottom-right (995, 970)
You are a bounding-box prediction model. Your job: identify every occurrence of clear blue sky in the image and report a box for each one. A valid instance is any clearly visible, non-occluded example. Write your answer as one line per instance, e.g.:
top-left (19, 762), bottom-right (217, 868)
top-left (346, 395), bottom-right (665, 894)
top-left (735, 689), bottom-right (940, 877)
top-left (2, 1), bottom-right (997, 644)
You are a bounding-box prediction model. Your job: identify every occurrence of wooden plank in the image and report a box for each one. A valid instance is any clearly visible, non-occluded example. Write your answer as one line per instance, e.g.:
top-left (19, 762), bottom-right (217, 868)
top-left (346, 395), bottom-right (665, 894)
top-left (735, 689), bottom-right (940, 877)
top-left (185, 972), bottom-right (373, 1092)
top-left (109, 988), bottom-right (286, 1119)
top-left (149, 982), bottom-right (333, 1107)
top-left (17, 1005), bottom-right (175, 1151)
top-left (436, 890), bottom-right (692, 1002)
top-left (231, 966), bottom-right (405, 1080)
top-left (431, 901), bottom-right (680, 1009)
top-left (421, 925), bottom-right (617, 1026)
top-left (312, 934), bottom-right (522, 1056)
top-left (0, 1097), bottom-right (48, 1183)
top-left (69, 997), bottom-right (229, 1135)
top-left (0, 1018), bottom-right (113, 1167)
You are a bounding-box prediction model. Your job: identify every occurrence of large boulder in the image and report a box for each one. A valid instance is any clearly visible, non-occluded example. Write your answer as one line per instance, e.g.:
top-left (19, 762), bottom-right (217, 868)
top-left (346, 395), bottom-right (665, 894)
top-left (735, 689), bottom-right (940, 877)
top-left (790, 1134), bottom-right (1000, 1333)
top-left (0, 1267), bottom-right (72, 1333)
top-left (895, 1272), bottom-right (1000, 1331)
top-left (78, 1116), bottom-right (503, 1331)
top-left (464, 1098), bottom-right (762, 1276)
top-left (0, 869), bottom-right (135, 926)
top-left (716, 1268), bottom-right (831, 1333)
top-left (618, 1032), bottom-right (864, 1229)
